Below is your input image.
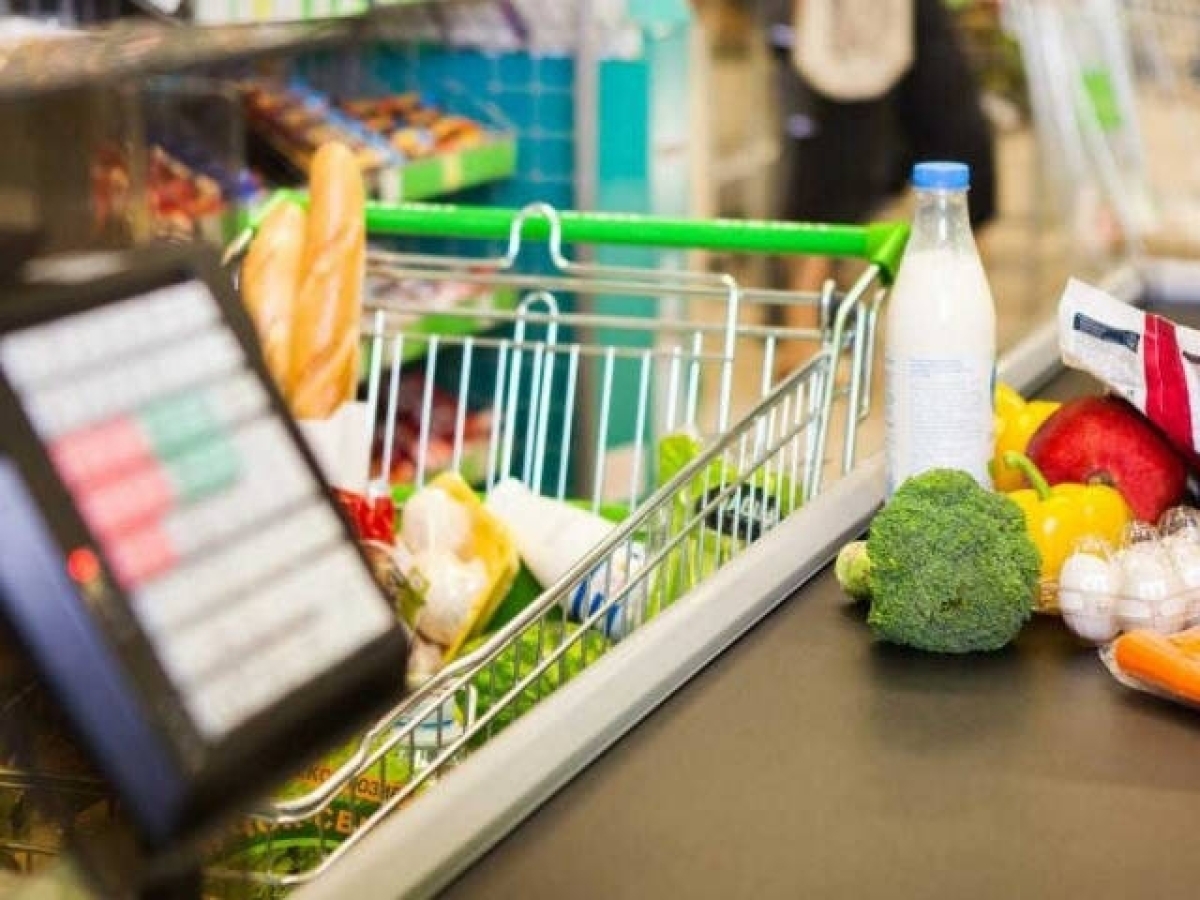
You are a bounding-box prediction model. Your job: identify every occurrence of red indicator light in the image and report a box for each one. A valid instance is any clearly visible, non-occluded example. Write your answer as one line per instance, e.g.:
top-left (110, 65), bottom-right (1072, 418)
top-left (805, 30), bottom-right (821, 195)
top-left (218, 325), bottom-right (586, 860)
top-left (67, 548), bottom-right (101, 584)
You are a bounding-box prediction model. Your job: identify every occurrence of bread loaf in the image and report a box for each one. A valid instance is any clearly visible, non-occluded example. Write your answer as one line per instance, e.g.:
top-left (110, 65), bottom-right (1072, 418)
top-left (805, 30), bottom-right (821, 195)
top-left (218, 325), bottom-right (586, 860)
top-left (240, 199), bottom-right (307, 394)
top-left (290, 142), bottom-right (366, 419)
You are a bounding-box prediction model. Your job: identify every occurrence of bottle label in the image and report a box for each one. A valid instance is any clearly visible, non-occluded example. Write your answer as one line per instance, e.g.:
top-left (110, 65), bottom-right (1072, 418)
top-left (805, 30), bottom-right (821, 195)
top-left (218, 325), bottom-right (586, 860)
top-left (885, 354), bottom-right (994, 495)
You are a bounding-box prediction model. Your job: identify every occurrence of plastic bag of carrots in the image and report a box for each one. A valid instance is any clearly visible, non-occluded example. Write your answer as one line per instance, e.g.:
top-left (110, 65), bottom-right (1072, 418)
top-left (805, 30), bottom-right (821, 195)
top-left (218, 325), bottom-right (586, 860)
top-left (1102, 627), bottom-right (1200, 707)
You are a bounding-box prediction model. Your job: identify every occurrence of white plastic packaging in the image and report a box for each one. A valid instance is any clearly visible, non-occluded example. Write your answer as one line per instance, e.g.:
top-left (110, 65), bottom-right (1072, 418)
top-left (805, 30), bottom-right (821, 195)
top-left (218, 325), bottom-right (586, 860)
top-left (295, 400), bottom-right (371, 492)
top-left (885, 161), bottom-right (996, 495)
top-left (1058, 277), bottom-right (1200, 463)
top-left (400, 486), bottom-right (472, 556)
top-left (1057, 538), bottom-right (1121, 644)
top-left (486, 478), bottom-right (646, 639)
top-left (1057, 510), bottom-right (1200, 643)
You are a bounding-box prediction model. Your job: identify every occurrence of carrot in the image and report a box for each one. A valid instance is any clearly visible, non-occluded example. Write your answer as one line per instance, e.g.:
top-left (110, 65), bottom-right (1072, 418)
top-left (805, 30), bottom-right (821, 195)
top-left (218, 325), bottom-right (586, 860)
top-left (1168, 627), bottom-right (1200, 655)
top-left (1113, 630), bottom-right (1200, 703)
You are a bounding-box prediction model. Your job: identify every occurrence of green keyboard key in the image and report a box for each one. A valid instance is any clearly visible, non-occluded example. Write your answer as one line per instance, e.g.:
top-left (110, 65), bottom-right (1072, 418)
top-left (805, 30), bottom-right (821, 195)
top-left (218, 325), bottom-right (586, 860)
top-left (141, 394), bottom-right (217, 458)
top-left (168, 435), bottom-right (240, 503)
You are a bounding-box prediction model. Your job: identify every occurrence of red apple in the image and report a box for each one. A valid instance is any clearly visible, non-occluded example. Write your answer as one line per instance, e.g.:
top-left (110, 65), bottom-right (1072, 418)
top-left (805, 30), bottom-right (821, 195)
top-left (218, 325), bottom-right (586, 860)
top-left (1026, 395), bottom-right (1190, 522)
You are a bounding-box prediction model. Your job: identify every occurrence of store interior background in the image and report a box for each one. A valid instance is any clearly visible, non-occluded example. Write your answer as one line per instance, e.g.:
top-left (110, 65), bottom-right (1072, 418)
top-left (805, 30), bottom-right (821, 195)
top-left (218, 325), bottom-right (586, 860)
top-left (696, 0), bottom-right (1063, 316)
top-left (6, 1), bottom-right (1200, 892)
top-left (708, 4), bottom-right (1056, 307)
top-left (688, 0), bottom-right (1200, 454)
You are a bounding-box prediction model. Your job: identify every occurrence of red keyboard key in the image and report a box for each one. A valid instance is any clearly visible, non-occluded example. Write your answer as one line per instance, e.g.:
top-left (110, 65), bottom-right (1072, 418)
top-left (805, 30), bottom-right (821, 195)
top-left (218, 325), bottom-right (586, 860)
top-left (108, 525), bottom-right (178, 590)
top-left (78, 466), bottom-right (175, 540)
top-left (51, 417), bottom-right (153, 490)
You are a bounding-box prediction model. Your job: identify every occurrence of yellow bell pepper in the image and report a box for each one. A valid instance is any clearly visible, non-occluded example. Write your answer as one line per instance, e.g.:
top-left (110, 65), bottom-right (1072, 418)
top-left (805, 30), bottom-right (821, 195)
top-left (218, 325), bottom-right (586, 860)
top-left (991, 384), bottom-right (1061, 492)
top-left (1003, 452), bottom-right (1131, 591)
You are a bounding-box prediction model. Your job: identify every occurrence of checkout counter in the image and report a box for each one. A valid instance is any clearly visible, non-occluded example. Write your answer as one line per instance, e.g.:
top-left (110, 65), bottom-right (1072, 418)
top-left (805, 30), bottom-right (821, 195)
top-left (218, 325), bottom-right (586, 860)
top-left (294, 261), bottom-right (1200, 899)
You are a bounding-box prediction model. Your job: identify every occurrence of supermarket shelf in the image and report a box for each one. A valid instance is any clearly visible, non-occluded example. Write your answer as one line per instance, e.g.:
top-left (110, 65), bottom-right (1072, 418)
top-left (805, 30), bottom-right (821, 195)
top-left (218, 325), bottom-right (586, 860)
top-left (0, 20), bottom-right (354, 99)
top-left (0, 1), bottom-right (471, 99)
top-left (373, 135), bottom-right (518, 202)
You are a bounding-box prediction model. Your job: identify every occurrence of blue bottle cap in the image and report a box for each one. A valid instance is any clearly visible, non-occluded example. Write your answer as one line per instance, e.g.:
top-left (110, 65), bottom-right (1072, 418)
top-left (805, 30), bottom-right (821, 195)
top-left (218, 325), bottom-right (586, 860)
top-left (912, 161), bottom-right (970, 190)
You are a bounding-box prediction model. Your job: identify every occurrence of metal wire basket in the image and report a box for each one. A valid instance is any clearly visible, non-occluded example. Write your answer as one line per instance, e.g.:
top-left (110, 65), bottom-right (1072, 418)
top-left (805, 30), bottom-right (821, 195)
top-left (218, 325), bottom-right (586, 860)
top-left (1, 199), bottom-right (907, 897)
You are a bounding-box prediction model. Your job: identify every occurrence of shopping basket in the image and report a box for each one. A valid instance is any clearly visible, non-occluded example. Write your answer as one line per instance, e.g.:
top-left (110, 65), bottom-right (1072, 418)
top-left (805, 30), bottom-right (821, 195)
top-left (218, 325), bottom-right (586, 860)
top-left (0, 200), bottom-right (907, 896)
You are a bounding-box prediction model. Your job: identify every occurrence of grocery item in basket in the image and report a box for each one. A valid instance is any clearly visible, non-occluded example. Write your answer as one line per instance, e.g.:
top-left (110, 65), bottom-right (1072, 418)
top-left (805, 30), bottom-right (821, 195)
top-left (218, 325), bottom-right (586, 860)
top-left (290, 141), bottom-right (366, 420)
top-left (402, 483), bottom-right (473, 554)
top-left (1103, 626), bottom-right (1200, 708)
top-left (410, 551), bottom-right (489, 646)
top-left (334, 489), bottom-right (397, 545)
top-left (1058, 277), bottom-right (1200, 470)
top-left (241, 199), bottom-right (306, 390)
top-left (656, 432), bottom-right (800, 606)
top-left (372, 377), bottom-right (493, 488)
top-left (237, 144), bottom-right (371, 489)
top-left (854, 469), bottom-right (1040, 653)
top-left (407, 635), bottom-right (447, 689)
top-left (461, 621), bottom-right (609, 739)
top-left (222, 734), bottom-right (423, 888)
top-left (397, 473), bottom-right (519, 661)
top-left (359, 539), bottom-right (421, 629)
top-left (485, 479), bottom-right (647, 640)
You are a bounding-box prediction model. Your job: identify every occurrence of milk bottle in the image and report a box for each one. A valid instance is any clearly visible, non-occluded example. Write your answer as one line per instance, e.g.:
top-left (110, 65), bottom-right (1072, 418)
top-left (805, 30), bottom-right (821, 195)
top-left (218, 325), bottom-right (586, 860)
top-left (885, 161), bottom-right (996, 495)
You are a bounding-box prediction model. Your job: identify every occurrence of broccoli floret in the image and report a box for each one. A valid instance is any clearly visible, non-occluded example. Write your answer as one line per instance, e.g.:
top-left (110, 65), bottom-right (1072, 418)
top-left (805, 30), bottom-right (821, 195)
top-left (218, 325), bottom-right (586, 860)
top-left (863, 469), bottom-right (1040, 653)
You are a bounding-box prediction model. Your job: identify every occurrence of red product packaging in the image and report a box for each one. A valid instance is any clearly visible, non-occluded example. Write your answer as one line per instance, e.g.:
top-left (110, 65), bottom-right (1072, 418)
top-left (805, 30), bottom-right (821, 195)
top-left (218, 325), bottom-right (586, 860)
top-left (1059, 278), bottom-right (1200, 464)
top-left (333, 489), bottom-right (396, 545)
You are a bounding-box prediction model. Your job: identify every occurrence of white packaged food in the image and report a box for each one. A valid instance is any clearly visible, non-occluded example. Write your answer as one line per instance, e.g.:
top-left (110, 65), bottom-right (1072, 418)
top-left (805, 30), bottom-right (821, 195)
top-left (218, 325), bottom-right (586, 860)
top-left (1059, 278), bottom-right (1200, 462)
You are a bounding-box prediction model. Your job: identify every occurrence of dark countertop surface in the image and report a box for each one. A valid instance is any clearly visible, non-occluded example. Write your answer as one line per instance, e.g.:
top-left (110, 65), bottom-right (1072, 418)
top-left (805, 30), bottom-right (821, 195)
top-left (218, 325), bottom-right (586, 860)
top-left (442, 366), bottom-right (1200, 900)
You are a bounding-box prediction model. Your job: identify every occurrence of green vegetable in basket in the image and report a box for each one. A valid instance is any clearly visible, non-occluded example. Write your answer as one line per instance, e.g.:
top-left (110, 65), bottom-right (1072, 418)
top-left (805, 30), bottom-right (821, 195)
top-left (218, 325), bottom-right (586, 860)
top-left (462, 621), bottom-right (609, 737)
top-left (656, 431), bottom-right (801, 605)
top-left (214, 736), bottom-right (417, 890)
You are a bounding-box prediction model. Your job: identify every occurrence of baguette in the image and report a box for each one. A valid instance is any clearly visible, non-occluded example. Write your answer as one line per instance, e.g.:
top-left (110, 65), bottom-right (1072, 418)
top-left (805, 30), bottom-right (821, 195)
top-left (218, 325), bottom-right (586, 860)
top-left (290, 141), bottom-right (366, 419)
top-left (240, 200), bottom-right (307, 394)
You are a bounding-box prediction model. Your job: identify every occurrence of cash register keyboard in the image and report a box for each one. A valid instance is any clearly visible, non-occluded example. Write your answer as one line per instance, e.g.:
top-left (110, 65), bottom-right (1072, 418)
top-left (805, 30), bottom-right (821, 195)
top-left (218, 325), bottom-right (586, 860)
top-left (0, 280), bottom-right (393, 741)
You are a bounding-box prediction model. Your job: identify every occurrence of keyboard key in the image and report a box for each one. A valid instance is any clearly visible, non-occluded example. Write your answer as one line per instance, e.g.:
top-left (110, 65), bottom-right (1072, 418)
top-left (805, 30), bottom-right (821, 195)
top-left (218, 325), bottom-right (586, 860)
top-left (50, 416), bottom-right (152, 490)
top-left (139, 393), bottom-right (218, 458)
top-left (165, 436), bottom-right (240, 505)
top-left (78, 465), bottom-right (174, 540)
top-left (107, 524), bottom-right (178, 589)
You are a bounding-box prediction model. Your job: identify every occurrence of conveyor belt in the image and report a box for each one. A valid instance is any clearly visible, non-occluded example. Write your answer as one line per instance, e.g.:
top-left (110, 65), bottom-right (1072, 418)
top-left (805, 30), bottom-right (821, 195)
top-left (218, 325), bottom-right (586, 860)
top-left (441, 366), bottom-right (1200, 899)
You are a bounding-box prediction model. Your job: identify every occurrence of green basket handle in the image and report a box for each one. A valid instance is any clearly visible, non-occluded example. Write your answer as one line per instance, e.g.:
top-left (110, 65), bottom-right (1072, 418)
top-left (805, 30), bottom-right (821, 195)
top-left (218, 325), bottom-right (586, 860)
top-left (236, 193), bottom-right (909, 284)
top-left (365, 202), bottom-right (909, 285)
